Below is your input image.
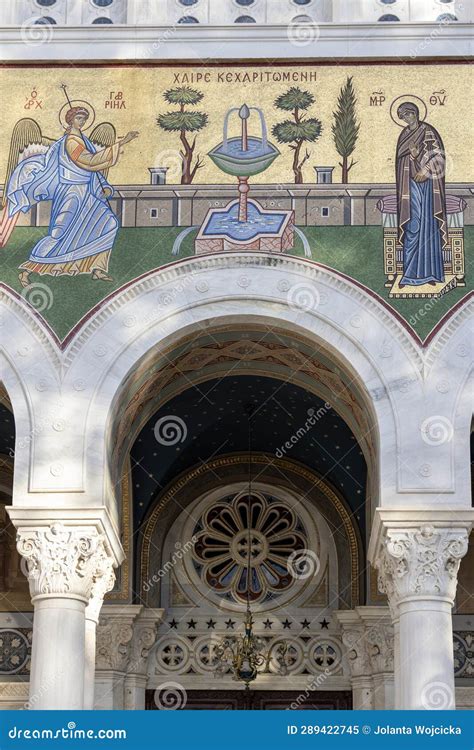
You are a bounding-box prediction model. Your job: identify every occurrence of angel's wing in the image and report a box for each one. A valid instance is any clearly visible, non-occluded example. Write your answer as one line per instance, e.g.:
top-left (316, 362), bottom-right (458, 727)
top-left (2, 118), bottom-right (54, 207)
top-left (89, 122), bottom-right (116, 179)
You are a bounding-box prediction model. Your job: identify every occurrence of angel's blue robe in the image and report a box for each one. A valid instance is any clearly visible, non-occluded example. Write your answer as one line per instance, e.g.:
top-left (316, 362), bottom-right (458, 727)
top-left (7, 134), bottom-right (118, 270)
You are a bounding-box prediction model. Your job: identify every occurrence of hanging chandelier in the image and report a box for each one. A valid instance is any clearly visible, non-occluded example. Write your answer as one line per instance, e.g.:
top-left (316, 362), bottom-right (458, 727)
top-left (214, 404), bottom-right (291, 689)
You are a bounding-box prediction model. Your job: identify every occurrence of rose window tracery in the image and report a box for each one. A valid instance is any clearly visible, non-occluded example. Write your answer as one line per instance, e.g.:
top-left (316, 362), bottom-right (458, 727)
top-left (192, 490), bottom-right (309, 604)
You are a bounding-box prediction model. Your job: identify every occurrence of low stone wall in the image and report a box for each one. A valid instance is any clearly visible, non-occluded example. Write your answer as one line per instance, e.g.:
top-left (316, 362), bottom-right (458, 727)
top-left (3, 183), bottom-right (473, 229)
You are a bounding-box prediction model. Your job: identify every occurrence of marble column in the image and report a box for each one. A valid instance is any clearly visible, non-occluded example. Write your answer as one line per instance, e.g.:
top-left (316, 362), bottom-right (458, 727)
top-left (373, 521), bottom-right (470, 710)
top-left (84, 554), bottom-right (116, 710)
top-left (124, 608), bottom-right (163, 710)
top-left (15, 523), bottom-right (115, 710)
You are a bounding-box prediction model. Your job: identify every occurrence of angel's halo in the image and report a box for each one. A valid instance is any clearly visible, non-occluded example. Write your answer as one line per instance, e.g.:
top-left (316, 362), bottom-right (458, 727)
top-left (59, 100), bottom-right (96, 132)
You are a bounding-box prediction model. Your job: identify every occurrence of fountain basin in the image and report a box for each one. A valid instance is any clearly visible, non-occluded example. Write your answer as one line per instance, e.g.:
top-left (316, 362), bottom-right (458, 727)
top-left (196, 199), bottom-right (295, 254)
top-left (209, 137), bottom-right (280, 177)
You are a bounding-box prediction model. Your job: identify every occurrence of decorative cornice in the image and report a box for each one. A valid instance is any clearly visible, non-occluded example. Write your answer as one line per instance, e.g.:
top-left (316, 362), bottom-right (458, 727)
top-left (1, 26), bottom-right (472, 62)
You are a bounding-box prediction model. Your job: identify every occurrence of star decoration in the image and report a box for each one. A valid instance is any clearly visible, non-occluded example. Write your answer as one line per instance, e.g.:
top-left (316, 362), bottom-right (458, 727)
top-left (320, 619), bottom-right (330, 630)
top-left (168, 619), bottom-right (178, 629)
top-left (225, 619), bottom-right (236, 629)
top-left (282, 619), bottom-right (292, 629)
top-left (187, 619), bottom-right (197, 629)
top-left (206, 619), bottom-right (216, 629)
top-left (263, 619), bottom-right (273, 630)
top-left (300, 619), bottom-right (311, 629)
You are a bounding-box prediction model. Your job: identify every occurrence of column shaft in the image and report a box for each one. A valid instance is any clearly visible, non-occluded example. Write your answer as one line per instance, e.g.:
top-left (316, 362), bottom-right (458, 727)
top-left (29, 597), bottom-right (86, 710)
top-left (84, 617), bottom-right (98, 710)
top-left (399, 598), bottom-right (455, 710)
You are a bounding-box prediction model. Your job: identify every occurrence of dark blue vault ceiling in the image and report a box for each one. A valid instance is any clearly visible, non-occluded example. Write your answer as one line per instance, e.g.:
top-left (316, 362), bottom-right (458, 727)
top-left (130, 376), bottom-right (368, 542)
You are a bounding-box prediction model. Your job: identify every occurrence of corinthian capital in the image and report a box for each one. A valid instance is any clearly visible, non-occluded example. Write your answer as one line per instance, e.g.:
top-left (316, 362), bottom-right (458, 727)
top-left (377, 525), bottom-right (469, 604)
top-left (340, 627), bottom-right (372, 678)
top-left (127, 610), bottom-right (164, 676)
top-left (85, 547), bottom-right (116, 624)
top-left (16, 523), bottom-right (108, 602)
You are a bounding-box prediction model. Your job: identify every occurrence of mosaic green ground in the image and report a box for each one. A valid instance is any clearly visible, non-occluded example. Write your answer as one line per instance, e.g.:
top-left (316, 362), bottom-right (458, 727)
top-left (1, 226), bottom-right (472, 341)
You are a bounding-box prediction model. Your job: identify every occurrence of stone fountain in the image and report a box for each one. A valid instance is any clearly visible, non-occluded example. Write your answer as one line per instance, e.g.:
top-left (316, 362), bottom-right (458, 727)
top-left (195, 104), bottom-right (295, 254)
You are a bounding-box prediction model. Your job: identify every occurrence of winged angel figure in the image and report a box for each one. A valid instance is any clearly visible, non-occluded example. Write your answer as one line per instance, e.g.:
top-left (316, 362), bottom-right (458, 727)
top-left (1, 98), bottom-right (138, 286)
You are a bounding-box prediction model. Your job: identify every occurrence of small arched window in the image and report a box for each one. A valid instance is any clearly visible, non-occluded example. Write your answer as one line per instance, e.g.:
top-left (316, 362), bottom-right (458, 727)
top-left (36, 0), bottom-right (57, 7)
top-left (92, 0), bottom-right (114, 7)
top-left (34, 16), bottom-right (57, 24)
top-left (92, 17), bottom-right (114, 24)
top-left (436, 13), bottom-right (458, 21)
top-left (378, 14), bottom-right (400, 21)
top-left (236, 0), bottom-right (256, 5)
top-left (235, 15), bottom-right (257, 23)
top-left (178, 0), bottom-right (199, 5)
top-left (177, 16), bottom-right (200, 23)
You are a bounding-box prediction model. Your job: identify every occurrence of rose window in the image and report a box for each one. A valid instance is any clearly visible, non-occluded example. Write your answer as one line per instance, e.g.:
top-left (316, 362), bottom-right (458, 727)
top-left (192, 491), bottom-right (308, 604)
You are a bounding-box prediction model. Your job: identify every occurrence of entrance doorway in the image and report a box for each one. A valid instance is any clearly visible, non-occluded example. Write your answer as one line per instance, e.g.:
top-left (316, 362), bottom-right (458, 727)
top-left (146, 690), bottom-right (353, 710)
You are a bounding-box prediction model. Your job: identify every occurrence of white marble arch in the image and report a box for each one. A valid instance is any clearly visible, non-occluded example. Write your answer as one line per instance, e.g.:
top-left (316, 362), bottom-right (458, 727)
top-left (0, 254), bottom-right (471, 522)
top-left (0, 287), bottom-right (60, 504)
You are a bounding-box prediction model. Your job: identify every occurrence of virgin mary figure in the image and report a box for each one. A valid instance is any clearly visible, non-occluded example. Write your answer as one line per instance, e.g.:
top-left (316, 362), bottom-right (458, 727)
top-left (395, 102), bottom-right (448, 288)
top-left (7, 106), bottom-right (138, 287)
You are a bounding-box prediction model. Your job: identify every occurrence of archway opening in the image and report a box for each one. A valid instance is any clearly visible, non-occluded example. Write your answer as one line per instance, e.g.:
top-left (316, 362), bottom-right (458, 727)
top-left (104, 319), bottom-right (382, 702)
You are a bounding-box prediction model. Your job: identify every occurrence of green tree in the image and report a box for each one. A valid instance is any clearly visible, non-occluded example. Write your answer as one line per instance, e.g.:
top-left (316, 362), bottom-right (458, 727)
top-left (157, 87), bottom-right (208, 184)
top-left (332, 77), bottom-right (360, 183)
top-left (272, 87), bottom-right (322, 184)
